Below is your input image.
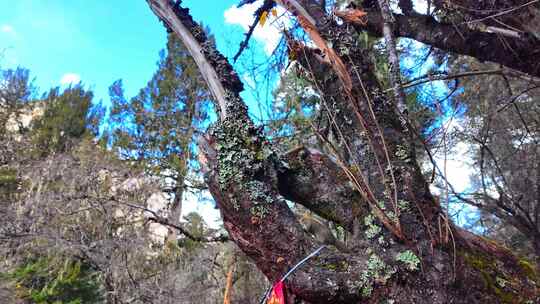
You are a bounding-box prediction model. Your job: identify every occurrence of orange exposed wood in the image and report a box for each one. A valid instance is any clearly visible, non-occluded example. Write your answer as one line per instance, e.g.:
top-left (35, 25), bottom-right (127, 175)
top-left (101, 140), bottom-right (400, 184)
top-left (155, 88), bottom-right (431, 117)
top-left (223, 264), bottom-right (235, 304)
top-left (335, 9), bottom-right (368, 25)
top-left (296, 15), bottom-right (353, 93)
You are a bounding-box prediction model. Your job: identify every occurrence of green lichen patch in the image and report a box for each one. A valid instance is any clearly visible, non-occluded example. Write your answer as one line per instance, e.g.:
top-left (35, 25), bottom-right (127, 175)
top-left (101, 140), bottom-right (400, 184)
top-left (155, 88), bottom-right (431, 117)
top-left (321, 259), bottom-right (349, 272)
top-left (395, 250), bottom-right (420, 271)
top-left (395, 145), bottom-right (409, 161)
top-left (357, 254), bottom-right (396, 298)
top-left (213, 111), bottom-right (281, 219)
top-left (397, 200), bottom-right (410, 212)
top-left (364, 214), bottom-right (382, 239)
top-left (518, 259), bottom-right (537, 282)
top-left (0, 167), bottom-right (18, 185)
top-left (0, 167), bottom-right (19, 197)
top-left (495, 276), bottom-right (508, 288)
top-left (462, 251), bottom-right (536, 303)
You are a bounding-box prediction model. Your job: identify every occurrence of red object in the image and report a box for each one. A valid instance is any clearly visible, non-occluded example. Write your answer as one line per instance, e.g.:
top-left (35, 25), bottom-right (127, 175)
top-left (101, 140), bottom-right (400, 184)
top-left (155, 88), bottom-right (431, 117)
top-left (267, 281), bottom-right (286, 304)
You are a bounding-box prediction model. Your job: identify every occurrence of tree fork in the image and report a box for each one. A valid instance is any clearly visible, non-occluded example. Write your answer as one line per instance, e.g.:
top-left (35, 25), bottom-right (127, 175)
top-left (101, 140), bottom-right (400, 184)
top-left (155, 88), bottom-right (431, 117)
top-left (146, 0), bottom-right (538, 302)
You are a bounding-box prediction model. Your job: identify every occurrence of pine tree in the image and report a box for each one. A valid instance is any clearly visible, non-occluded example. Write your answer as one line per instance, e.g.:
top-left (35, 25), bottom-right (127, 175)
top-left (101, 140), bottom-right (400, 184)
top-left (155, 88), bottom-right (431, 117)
top-left (146, 1), bottom-right (540, 302)
top-left (108, 32), bottom-right (210, 243)
top-left (31, 84), bottom-right (94, 156)
top-left (0, 67), bottom-right (36, 138)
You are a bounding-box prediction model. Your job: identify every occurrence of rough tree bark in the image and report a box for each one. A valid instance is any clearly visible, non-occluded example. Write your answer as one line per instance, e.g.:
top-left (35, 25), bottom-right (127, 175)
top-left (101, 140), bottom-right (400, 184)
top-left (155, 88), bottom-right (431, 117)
top-left (146, 0), bottom-right (538, 302)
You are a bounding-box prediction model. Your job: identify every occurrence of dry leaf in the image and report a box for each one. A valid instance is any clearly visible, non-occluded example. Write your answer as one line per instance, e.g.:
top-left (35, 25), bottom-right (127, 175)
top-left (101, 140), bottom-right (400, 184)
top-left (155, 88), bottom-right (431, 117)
top-left (259, 11), bottom-right (268, 27)
top-left (335, 9), bottom-right (368, 25)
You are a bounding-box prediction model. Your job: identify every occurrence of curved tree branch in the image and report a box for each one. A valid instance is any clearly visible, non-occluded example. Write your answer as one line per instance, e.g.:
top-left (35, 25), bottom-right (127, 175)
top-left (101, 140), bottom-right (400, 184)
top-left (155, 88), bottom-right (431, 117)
top-left (336, 8), bottom-right (540, 77)
top-left (145, 1), bottom-right (539, 302)
top-left (147, 0), bottom-right (244, 119)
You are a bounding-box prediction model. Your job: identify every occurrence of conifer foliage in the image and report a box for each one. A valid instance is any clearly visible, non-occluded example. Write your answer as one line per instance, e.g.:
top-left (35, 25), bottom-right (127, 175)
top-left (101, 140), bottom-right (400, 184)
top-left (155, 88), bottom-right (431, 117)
top-left (108, 33), bottom-right (211, 239)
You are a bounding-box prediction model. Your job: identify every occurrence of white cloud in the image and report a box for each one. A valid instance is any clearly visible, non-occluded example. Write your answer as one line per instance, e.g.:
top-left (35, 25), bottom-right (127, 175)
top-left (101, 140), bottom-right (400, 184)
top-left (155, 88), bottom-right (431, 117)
top-left (182, 190), bottom-right (222, 229)
top-left (0, 24), bottom-right (16, 36)
top-left (425, 120), bottom-right (480, 226)
top-left (60, 73), bottom-right (81, 85)
top-left (413, 0), bottom-right (430, 14)
top-left (428, 120), bottom-right (473, 194)
top-left (434, 141), bottom-right (472, 193)
top-left (389, 0), bottom-right (430, 15)
top-left (224, 1), bottom-right (288, 55)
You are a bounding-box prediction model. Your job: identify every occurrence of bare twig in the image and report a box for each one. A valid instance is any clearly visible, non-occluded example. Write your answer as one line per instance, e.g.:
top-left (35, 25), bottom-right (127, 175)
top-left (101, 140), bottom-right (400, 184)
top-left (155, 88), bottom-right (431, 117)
top-left (111, 199), bottom-right (228, 243)
top-left (233, 0), bottom-right (276, 62)
top-left (461, 0), bottom-right (540, 26)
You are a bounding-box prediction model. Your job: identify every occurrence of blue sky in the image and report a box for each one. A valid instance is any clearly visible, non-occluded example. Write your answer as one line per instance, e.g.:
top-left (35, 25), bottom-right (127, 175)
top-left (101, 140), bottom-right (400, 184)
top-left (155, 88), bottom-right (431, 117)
top-left (0, 0), bottom-right (287, 227)
top-left (0, 0), bottom-right (475, 227)
top-left (0, 0), bottom-right (281, 105)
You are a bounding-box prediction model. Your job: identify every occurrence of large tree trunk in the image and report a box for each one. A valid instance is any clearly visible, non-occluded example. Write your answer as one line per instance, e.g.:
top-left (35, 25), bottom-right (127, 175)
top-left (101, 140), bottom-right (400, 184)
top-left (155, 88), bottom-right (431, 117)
top-left (146, 1), bottom-right (539, 302)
